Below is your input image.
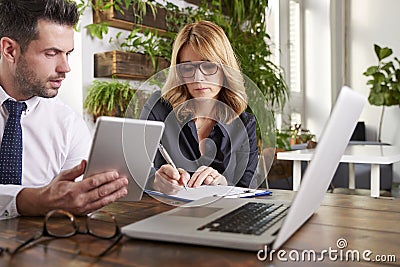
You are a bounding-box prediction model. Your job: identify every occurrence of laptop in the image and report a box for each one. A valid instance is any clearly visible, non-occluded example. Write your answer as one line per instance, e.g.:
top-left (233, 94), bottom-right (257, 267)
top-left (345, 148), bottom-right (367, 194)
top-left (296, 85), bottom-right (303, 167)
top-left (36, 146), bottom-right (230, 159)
top-left (83, 116), bottom-right (164, 201)
top-left (121, 86), bottom-right (366, 250)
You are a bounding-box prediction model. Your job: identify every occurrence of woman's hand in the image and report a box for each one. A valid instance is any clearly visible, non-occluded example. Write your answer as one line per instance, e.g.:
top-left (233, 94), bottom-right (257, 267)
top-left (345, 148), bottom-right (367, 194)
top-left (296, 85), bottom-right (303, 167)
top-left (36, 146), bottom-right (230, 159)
top-left (188, 166), bottom-right (227, 188)
top-left (153, 164), bottom-right (190, 195)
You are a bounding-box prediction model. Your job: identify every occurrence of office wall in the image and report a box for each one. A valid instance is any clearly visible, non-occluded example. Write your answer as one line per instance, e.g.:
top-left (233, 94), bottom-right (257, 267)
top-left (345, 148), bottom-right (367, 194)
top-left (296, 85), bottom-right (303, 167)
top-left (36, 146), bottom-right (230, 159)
top-left (347, 0), bottom-right (400, 182)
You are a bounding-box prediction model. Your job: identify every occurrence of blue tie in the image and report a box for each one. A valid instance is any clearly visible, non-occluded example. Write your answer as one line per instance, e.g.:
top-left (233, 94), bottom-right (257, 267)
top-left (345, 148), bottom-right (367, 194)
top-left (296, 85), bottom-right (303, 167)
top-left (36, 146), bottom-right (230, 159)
top-left (0, 99), bottom-right (27, 185)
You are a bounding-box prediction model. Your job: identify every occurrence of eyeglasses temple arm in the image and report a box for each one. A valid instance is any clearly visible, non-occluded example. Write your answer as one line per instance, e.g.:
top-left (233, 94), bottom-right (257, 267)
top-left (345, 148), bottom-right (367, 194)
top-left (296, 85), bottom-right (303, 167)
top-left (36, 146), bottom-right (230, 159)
top-left (96, 234), bottom-right (123, 258)
top-left (10, 232), bottom-right (43, 256)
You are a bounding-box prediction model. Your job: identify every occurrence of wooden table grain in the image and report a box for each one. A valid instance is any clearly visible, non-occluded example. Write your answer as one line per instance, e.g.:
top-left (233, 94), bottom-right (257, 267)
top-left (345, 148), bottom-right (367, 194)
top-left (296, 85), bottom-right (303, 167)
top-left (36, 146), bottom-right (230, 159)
top-left (0, 190), bottom-right (399, 266)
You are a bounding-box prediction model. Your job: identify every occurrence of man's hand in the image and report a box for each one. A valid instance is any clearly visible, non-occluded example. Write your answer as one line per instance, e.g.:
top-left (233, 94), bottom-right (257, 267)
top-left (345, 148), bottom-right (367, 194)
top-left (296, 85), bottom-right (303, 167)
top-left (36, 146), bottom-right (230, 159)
top-left (16, 160), bottom-right (129, 216)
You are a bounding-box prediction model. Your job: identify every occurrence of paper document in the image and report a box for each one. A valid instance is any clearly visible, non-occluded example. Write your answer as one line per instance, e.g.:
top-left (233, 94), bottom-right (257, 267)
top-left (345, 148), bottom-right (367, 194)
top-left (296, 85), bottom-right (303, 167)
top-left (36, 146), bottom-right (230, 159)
top-left (145, 185), bottom-right (271, 202)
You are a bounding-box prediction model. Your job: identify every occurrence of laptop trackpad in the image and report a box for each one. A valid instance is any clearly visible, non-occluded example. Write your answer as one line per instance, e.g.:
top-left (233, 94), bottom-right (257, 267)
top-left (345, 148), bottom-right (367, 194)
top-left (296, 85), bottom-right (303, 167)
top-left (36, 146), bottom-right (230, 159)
top-left (169, 207), bottom-right (222, 218)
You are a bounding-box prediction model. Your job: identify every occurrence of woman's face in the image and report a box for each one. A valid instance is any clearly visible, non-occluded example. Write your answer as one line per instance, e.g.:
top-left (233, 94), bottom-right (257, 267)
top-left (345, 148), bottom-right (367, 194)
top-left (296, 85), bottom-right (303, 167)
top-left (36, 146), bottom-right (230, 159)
top-left (178, 45), bottom-right (223, 99)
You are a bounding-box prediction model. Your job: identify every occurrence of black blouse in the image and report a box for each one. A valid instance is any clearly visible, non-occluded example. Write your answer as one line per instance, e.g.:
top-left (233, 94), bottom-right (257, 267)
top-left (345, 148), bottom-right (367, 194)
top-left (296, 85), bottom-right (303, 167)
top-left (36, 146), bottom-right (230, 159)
top-left (140, 91), bottom-right (258, 187)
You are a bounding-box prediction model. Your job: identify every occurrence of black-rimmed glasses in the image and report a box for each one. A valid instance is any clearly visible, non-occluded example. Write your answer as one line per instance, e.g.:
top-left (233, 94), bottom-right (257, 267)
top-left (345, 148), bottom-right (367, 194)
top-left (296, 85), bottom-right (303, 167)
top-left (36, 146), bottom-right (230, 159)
top-left (177, 61), bottom-right (219, 78)
top-left (10, 209), bottom-right (122, 257)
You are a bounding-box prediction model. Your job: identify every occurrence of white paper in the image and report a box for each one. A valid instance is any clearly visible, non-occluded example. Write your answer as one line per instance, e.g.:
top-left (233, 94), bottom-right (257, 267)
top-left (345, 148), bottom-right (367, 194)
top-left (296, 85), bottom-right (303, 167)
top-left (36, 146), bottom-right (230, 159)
top-left (146, 185), bottom-right (267, 202)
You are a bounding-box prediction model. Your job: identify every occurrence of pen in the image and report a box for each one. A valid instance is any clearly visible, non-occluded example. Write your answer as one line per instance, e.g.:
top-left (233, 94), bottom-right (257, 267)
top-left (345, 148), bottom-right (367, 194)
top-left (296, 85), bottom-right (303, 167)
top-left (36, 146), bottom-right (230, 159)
top-left (240, 190), bottom-right (272, 198)
top-left (158, 143), bottom-right (188, 191)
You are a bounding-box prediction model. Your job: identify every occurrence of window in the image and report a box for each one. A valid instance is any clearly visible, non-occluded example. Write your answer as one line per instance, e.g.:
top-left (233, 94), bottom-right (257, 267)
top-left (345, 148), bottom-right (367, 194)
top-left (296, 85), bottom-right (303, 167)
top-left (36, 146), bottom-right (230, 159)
top-left (267, 0), bottom-right (304, 130)
top-left (288, 0), bottom-right (301, 94)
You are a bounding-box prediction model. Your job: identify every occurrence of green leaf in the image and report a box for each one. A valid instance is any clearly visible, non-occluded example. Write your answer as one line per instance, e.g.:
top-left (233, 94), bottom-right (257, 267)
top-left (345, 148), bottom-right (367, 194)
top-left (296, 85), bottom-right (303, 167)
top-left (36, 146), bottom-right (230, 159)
top-left (85, 22), bottom-right (109, 39)
top-left (378, 47), bottom-right (393, 61)
top-left (373, 72), bottom-right (385, 84)
top-left (364, 66), bottom-right (378, 76)
top-left (393, 89), bottom-right (400, 102)
top-left (368, 93), bottom-right (384, 106)
top-left (374, 44), bottom-right (382, 58)
top-left (381, 61), bottom-right (394, 74)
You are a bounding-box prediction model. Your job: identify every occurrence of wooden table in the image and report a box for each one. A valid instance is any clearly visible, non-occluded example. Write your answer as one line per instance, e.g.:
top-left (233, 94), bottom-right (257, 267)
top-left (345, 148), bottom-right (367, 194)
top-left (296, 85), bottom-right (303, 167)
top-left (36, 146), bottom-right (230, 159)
top-left (0, 191), bottom-right (399, 266)
top-left (277, 144), bottom-right (400, 197)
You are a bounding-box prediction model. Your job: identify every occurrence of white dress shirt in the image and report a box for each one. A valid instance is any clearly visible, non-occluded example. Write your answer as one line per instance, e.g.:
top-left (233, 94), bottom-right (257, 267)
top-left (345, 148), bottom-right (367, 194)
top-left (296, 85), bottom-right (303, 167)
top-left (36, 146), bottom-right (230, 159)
top-left (0, 86), bottom-right (91, 219)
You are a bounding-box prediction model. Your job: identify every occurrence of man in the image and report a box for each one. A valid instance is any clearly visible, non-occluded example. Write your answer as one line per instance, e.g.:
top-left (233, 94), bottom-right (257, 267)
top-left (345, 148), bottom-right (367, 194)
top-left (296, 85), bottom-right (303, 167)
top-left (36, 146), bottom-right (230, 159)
top-left (0, 0), bottom-right (128, 219)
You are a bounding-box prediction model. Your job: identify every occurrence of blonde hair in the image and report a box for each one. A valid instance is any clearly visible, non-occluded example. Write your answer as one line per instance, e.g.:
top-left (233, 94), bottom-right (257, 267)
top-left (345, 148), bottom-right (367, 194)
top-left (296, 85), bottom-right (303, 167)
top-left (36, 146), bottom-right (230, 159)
top-left (162, 20), bottom-right (248, 123)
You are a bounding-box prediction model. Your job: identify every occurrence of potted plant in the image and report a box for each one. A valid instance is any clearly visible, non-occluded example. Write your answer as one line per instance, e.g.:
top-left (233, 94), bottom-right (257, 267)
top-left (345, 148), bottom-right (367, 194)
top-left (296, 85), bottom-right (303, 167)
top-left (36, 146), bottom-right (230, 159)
top-left (78, 0), bottom-right (170, 79)
top-left (83, 79), bottom-right (138, 121)
top-left (94, 28), bottom-right (170, 79)
top-left (78, 0), bottom-right (160, 38)
top-left (363, 44), bottom-right (400, 142)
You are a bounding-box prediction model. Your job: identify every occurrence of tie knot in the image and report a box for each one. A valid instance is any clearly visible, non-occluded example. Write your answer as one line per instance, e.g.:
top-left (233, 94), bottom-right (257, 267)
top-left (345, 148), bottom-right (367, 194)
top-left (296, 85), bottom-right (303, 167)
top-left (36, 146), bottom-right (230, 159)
top-left (3, 99), bottom-right (27, 117)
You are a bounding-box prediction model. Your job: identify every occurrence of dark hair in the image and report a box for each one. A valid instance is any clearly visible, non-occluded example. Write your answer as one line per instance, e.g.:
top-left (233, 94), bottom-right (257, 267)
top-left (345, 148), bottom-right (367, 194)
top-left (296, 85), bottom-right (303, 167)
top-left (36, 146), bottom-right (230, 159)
top-left (0, 0), bottom-right (79, 53)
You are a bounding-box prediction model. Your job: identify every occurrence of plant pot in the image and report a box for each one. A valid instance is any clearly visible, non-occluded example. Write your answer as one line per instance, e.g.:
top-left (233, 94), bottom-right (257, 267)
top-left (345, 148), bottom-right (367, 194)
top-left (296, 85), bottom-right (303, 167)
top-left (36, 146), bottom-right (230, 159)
top-left (92, 0), bottom-right (168, 32)
top-left (94, 50), bottom-right (170, 80)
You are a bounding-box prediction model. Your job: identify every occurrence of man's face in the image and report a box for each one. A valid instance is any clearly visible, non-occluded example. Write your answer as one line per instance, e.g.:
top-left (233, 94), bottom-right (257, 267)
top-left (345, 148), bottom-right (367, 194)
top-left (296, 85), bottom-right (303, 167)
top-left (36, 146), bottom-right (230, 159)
top-left (14, 19), bottom-right (74, 99)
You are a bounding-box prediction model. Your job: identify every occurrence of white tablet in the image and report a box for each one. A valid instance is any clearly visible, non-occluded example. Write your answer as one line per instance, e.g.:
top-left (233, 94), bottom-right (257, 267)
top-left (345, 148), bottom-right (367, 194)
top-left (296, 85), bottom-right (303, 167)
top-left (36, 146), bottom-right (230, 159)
top-left (83, 116), bottom-right (164, 201)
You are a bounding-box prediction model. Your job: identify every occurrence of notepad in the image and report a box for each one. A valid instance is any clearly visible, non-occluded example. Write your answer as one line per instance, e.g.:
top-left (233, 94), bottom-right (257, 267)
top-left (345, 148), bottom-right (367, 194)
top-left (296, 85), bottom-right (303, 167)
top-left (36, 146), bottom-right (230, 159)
top-left (145, 185), bottom-right (270, 202)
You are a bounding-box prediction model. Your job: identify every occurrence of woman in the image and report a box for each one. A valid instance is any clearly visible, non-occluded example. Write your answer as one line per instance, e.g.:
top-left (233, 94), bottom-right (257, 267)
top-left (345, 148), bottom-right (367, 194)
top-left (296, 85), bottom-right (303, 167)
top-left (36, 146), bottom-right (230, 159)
top-left (140, 20), bottom-right (258, 194)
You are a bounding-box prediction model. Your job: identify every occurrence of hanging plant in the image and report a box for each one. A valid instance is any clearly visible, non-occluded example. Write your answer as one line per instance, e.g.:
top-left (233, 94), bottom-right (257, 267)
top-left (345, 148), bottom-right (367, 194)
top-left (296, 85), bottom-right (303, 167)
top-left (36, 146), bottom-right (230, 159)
top-left (83, 79), bottom-right (137, 120)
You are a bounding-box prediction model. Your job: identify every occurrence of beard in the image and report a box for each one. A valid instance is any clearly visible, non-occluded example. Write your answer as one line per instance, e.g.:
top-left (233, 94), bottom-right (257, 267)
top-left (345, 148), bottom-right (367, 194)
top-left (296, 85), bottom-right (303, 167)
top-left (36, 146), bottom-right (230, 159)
top-left (14, 56), bottom-right (63, 99)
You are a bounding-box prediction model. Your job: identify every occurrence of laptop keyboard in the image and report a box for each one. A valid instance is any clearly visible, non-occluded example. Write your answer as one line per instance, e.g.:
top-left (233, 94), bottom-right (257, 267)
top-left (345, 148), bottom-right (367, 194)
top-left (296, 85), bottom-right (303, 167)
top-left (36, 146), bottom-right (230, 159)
top-left (197, 202), bottom-right (289, 235)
